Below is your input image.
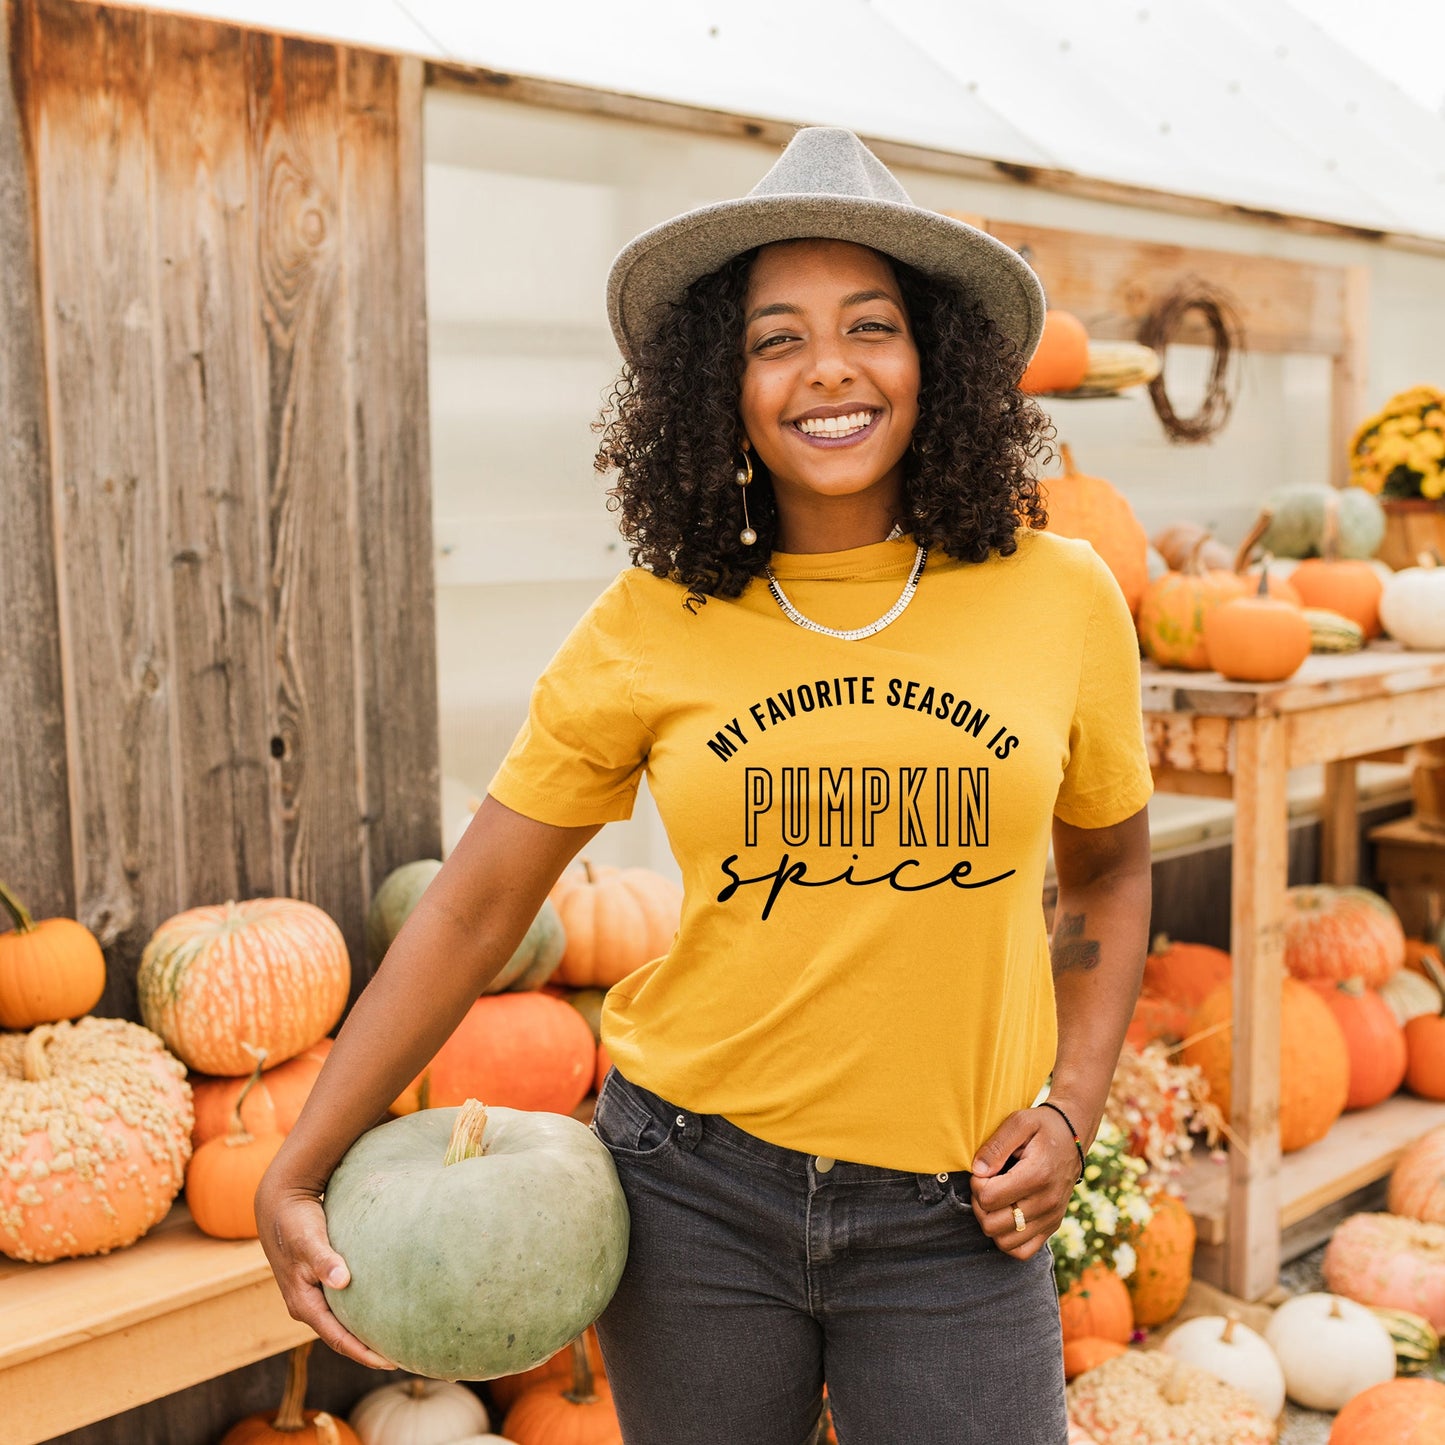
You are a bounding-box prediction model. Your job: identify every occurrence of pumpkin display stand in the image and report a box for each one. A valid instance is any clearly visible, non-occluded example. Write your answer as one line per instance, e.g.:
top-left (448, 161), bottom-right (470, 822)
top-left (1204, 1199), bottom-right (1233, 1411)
top-left (1140, 645), bottom-right (1445, 1301)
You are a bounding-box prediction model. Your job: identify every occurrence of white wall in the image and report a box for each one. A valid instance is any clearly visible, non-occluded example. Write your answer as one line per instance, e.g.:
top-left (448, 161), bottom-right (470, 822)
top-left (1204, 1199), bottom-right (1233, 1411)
top-left (424, 90), bottom-right (1437, 866)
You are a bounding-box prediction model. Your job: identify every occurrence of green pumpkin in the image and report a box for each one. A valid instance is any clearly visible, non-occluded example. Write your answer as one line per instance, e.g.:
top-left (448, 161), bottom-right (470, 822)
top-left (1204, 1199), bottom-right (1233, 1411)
top-left (324, 1102), bottom-right (629, 1380)
top-left (367, 860), bottom-right (565, 991)
top-left (565, 987), bottom-right (608, 1041)
top-left (1259, 484), bottom-right (1386, 559)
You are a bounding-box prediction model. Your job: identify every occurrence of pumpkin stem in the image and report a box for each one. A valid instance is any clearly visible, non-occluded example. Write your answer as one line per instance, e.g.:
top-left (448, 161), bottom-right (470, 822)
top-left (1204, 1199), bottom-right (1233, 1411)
top-left (1421, 953), bottom-right (1445, 1014)
top-left (582, 859), bottom-right (597, 884)
top-left (273, 1341), bottom-right (313, 1431)
top-left (1149, 932), bottom-right (1172, 954)
top-left (1329, 1297), bottom-right (1345, 1320)
top-left (313, 1414), bottom-right (340, 1445)
top-left (1059, 442), bottom-right (1078, 478)
top-left (1233, 509), bottom-right (1273, 574)
top-left (407, 1378), bottom-right (427, 1398)
top-left (1184, 533), bottom-right (1210, 577)
top-left (1221, 1313), bottom-right (1239, 1344)
top-left (1254, 555), bottom-right (1273, 598)
top-left (1161, 1360), bottom-right (1192, 1406)
top-left (1339, 976), bottom-right (1366, 998)
top-left (22, 1024), bottom-right (56, 1082)
top-left (418, 1073), bottom-right (432, 1112)
top-left (562, 1333), bottom-right (599, 1405)
top-left (0, 878), bottom-right (36, 933)
top-left (443, 1099), bottom-right (490, 1165)
top-left (226, 1045), bottom-right (270, 1146)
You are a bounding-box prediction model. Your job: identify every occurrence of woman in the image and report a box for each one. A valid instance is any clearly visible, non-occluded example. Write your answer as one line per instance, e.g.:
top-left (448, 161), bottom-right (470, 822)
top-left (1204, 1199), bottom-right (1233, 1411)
top-left (257, 128), bottom-right (1153, 1445)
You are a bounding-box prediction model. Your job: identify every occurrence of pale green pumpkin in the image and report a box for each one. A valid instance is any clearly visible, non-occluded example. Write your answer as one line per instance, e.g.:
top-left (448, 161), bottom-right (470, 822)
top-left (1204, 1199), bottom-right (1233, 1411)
top-left (324, 1102), bottom-right (628, 1381)
top-left (1259, 484), bottom-right (1386, 559)
top-left (367, 860), bottom-right (566, 992)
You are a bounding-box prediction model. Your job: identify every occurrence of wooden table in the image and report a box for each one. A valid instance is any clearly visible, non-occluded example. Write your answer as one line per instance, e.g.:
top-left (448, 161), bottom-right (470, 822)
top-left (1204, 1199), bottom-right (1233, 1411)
top-left (0, 1202), bottom-right (311, 1444)
top-left (1141, 645), bottom-right (1445, 1301)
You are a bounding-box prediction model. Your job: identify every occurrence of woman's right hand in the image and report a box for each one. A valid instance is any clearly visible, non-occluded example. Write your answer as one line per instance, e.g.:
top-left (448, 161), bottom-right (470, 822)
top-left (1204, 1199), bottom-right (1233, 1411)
top-left (256, 1176), bottom-right (397, 1370)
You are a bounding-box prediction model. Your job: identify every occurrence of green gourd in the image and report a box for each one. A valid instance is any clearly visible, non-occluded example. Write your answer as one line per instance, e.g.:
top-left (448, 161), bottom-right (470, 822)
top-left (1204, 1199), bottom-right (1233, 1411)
top-left (324, 1102), bottom-right (629, 1381)
top-left (1258, 484), bottom-right (1386, 559)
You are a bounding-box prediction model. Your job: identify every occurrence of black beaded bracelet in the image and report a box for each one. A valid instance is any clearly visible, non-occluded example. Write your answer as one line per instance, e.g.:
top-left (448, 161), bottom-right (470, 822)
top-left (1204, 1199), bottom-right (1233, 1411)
top-left (1037, 1099), bottom-right (1087, 1182)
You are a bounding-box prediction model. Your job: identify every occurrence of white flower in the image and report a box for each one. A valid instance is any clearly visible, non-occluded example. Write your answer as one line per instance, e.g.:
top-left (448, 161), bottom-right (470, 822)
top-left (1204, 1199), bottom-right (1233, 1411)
top-left (1112, 1242), bottom-right (1137, 1280)
top-left (1092, 1200), bottom-right (1120, 1237)
top-left (1125, 1193), bottom-right (1155, 1227)
top-left (1055, 1217), bottom-right (1086, 1260)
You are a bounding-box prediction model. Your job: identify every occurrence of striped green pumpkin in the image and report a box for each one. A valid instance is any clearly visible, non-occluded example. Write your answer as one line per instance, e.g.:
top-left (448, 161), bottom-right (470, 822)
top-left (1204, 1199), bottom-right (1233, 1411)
top-left (1370, 1306), bottom-right (1440, 1375)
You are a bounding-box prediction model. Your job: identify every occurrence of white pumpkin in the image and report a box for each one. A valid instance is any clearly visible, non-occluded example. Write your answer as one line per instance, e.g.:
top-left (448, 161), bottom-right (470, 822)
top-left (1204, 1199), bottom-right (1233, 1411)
top-left (1379, 556), bottom-right (1445, 650)
top-left (1161, 1313), bottom-right (1286, 1419)
top-left (1382, 968), bottom-right (1443, 1026)
top-left (349, 1377), bottom-right (490, 1445)
top-left (1263, 1292), bottom-right (1396, 1411)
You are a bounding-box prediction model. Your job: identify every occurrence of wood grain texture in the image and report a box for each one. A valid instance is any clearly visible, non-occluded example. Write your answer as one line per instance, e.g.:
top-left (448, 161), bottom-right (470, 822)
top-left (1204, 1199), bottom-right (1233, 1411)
top-left (149, 12), bottom-right (282, 908)
top-left (0, 0), bottom-right (74, 924)
top-left (30, 0), bottom-right (178, 1019)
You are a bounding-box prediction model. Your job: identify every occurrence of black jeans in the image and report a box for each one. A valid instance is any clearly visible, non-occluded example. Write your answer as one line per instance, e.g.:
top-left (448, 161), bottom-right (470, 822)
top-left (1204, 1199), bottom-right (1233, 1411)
top-left (591, 1068), bottom-right (1069, 1445)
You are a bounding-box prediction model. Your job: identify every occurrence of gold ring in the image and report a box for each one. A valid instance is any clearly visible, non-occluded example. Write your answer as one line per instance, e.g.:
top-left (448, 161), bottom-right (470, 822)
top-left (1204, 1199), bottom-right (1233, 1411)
top-left (1012, 1205), bottom-right (1027, 1233)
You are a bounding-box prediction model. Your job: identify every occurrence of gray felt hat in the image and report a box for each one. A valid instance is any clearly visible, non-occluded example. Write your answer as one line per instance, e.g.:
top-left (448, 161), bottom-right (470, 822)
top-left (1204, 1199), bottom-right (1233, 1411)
top-left (606, 126), bottom-right (1045, 368)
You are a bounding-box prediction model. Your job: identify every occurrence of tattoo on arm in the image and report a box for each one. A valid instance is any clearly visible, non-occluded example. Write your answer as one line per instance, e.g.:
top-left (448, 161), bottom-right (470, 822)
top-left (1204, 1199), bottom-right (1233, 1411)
top-left (1052, 911), bottom-right (1101, 975)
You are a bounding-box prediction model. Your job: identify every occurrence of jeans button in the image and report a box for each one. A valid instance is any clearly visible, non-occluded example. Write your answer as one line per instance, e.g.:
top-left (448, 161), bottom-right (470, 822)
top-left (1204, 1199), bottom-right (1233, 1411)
top-left (936, 1172), bottom-right (949, 1182)
top-left (815, 1156), bottom-right (836, 1173)
top-left (675, 1115), bottom-right (687, 1127)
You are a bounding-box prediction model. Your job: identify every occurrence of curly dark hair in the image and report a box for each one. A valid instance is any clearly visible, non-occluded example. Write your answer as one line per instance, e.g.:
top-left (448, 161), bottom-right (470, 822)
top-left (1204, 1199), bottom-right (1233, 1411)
top-left (594, 246), bottom-right (1054, 601)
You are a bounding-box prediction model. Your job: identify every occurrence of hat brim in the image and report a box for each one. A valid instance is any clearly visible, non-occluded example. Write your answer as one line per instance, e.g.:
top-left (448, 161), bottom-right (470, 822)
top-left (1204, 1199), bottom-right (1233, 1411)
top-left (606, 193), bottom-right (1045, 369)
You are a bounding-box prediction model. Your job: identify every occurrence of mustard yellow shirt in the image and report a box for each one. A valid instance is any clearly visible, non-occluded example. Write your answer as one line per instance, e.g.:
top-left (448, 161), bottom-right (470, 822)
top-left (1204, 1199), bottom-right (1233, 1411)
top-left (488, 530), bottom-right (1152, 1172)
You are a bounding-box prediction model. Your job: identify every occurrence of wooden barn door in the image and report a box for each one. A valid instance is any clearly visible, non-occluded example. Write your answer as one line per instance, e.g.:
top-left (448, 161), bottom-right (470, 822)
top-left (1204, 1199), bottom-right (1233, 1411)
top-left (0, 0), bottom-right (440, 1022)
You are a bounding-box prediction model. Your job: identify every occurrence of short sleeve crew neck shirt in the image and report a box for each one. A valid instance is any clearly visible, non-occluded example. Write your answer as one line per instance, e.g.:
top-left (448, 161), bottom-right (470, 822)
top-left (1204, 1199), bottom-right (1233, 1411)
top-left (488, 529), bottom-right (1153, 1172)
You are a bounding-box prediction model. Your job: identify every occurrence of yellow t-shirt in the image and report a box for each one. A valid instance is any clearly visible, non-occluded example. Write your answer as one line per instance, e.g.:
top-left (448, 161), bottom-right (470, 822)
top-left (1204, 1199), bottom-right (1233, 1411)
top-left (488, 530), bottom-right (1153, 1172)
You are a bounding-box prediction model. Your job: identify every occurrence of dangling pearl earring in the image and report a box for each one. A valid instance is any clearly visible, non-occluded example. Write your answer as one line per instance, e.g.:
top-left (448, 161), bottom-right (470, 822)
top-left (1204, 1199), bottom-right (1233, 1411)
top-left (735, 449), bottom-right (757, 546)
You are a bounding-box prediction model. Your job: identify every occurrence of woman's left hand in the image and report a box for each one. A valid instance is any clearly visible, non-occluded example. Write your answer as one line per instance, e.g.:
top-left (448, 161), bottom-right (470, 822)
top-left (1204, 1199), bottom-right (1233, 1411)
top-left (968, 1105), bottom-right (1081, 1260)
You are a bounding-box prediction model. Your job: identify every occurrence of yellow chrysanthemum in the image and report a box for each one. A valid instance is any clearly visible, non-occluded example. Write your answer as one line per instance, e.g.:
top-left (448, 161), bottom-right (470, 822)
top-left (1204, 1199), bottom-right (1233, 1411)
top-left (1350, 385), bottom-right (1445, 499)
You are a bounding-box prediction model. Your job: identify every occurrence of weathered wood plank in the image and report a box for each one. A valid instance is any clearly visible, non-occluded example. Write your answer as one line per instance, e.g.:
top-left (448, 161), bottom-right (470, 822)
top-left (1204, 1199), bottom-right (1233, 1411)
top-left (1328, 265), bottom-right (1371, 489)
top-left (149, 12), bottom-right (282, 909)
top-left (30, 0), bottom-right (177, 1017)
top-left (340, 50), bottom-right (440, 991)
top-left (247, 32), bottom-right (368, 971)
top-left (0, 0), bottom-right (74, 923)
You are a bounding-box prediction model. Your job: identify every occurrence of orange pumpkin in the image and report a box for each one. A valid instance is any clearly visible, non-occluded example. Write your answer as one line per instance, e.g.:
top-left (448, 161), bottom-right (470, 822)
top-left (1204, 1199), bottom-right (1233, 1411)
top-left (1203, 565), bottom-right (1311, 682)
top-left (1126, 1191), bottom-right (1196, 1327)
top-left (502, 1335), bottom-right (622, 1445)
top-left (1142, 934), bottom-right (1231, 1016)
top-left (1042, 444), bottom-right (1150, 616)
top-left (186, 1048), bottom-right (286, 1239)
top-left (1020, 310), bottom-right (1090, 395)
top-left (1329, 1377), bottom-right (1445, 1445)
top-left (491, 1326), bottom-right (607, 1412)
top-left (1182, 977), bottom-right (1349, 1153)
top-left (550, 863), bottom-right (681, 989)
top-left (1405, 938), bottom-right (1443, 977)
top-left (1136, 538), bottom-right (1248, 671)
top-left (1125, 992), bottom-right (1191, 1049)
top-left (392, 992), bottom-right (597, 1116)
top-left (138, 898), bottom-right (350, 1075)
top-left (1405, 959), bottom-right (1445, 1100)
top-left (220, 1342), bottom-right (360, 1445)
top-left (1289, 492), bottom-right (1384, 637)
top-left (1063, 1336), bottom-right (1128, 1381)
top-left (1389, 1125), bottom-right (1445, 1224)
top-left (0, 1018), bottom-right (192, 1261)
top-left (1283, 885), bottom-right (1406, 990)
top-left (0, 879), bottom-right (106, 1030)
top-left (1308, 979), bottom-right (1407, 1110)
top-left (595, 1041), bottom-right (612, 1093)
top-left (1059, 1264), bottom-right (1134, 1345)
top-left (191, 1038), bottom-right (332, 1148)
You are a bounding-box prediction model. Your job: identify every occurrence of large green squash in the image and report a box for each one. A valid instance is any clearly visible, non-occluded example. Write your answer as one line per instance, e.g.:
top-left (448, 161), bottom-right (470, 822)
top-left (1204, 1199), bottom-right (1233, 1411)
top-left (367, 861), bottom-right (566, 992)
top-left (324, 1102), bottom-right (628, 1380)
top-left (1259, 484), bottom-right (1386, 559)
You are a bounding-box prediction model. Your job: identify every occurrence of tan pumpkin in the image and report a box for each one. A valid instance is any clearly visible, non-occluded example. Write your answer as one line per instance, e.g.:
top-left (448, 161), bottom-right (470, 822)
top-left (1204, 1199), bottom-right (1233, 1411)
top-left (1381, 968), bottom-right (1442, 1027)
top-left (502, 1336), bottom-right (622, 1445)
top-left (1390, 1126), bottom-right (1445, 1224)
top-left (1183, 976), bottom-right (1348, 1153)
top-left (1136, 537), bottom-right (1249, 671)
top-left (1059, 1263), bottom-right (1134, 1345)
top-left (1330, 1378), bottom-right (1445, 1445)
top-left (191, 1038), bottom-right (332, 1148)
top-left (0, 1018), bottom-right (192, 1261)
top-left (220, 1342), bottom-right (361, 1445)
top-left (1066, 1353), bottom-right (1276, 1445)
top-left (0, 879), bottom-right (106, 1030)
top-left (185, 1048), bottom-right (286, 1240)
top-left (1307, 979), bottom-right (1407, 1110)
top-left (1126, 1190), bottom-right (1196, 1328)
top-left (1019, 310), bottom-right (1090, 395)
top-left (138, 898), bottom-right (350, 1075)
top-left (1042, 444), bottom-right (1151, 616)
top-left (550, 863), bottom-right (681, 989)
top-left (1282, 885), bottom-right (1406, 990)
top-left (1141, 934), bottom-right (1231, 1015)
top-left (1152, 521), bottom-right (1234, 574)
top-left (1323, 1214), bottom-right (1445, 1331)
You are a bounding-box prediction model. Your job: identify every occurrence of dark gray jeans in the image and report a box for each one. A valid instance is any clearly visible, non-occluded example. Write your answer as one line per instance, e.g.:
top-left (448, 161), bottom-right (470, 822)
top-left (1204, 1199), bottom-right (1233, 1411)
top-left (591, 1068), bottom-right (1069, 1445)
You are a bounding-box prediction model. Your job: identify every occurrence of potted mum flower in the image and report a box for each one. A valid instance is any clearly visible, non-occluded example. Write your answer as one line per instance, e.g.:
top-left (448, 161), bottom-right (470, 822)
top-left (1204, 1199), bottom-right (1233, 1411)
top-left (1052, 1117), bottom-right (1154, 1297)
top-left (1348, 385), bottom-right (1445, 568)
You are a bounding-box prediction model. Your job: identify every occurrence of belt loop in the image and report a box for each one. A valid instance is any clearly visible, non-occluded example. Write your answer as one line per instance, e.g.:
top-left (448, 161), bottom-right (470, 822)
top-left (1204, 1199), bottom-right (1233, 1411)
top-left (916, 1171), bottom-right (945, 1204)
top-left (674, 1110), bottom-right (702, 1152)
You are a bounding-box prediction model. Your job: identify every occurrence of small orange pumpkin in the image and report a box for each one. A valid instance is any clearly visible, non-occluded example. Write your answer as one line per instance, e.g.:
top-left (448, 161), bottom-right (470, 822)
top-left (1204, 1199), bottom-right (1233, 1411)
top-left (1137, 537), bottom-right (1248, 671)
top-left (1308, 979), bottom-right (1407, 1110)
top-left (219, 1342), bottom-right (361, 1445)
top-left (1289, 492), bottom-right (1384, 637)
top-left (1283, 885), bottom-right (1406, 990)
top-left (1063, 1336), bottom-right (1128, 1380)
top-left (1125, 992), bottom-right (1192, 1049)
top-left (1203, 563), bottom-right (1311, 682)
top-left (191, 1038), bottom-right (332, 1148)
top-left (186, 1047), bottom-right (286, 1239)
top-left (1142, 934), bottom-right (1231, 1015)
top-left (550, 863), bottom-right (681, 989)
top-left (491, 1326), bottom-right (607, 1413)
top-left (1330, 1377), bottom-right (1445, 1445)
top-left (0, 879), bottom-right (106, 1030)
top-left (1042, 444), bottom-right (1151, 616)
top-left (502, 1335), bottom-right (622, 1445)
top-left (1405, 958), bottom-right (1445, 1101)
top-left (1020, 310), bottom-right (1090, 394)
top-left (1126, 1190), bottom-right (1196, 1327)
top-left (1059, 1264), bottom-right (1135, 1345)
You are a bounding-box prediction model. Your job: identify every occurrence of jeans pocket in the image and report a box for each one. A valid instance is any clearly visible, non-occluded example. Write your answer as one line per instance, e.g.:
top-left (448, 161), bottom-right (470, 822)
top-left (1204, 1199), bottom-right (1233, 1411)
top-left (592, 1069), bottom-right (677, 1161)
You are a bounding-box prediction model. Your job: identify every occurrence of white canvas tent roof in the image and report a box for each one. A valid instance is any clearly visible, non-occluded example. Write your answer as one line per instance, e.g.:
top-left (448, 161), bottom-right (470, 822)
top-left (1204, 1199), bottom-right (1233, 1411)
top-left (109, 0), bottom-right (1445, 243)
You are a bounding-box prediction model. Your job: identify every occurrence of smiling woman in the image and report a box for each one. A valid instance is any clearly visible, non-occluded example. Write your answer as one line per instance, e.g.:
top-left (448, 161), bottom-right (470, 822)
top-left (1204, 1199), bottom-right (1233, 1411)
top-left (256, 127), bottom-right (1154, 1445)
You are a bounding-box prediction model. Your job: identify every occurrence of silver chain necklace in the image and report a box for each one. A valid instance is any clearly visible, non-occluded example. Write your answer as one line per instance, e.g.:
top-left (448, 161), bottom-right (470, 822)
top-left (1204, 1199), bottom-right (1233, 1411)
top-left (764, 544), bottom-right (927, 641)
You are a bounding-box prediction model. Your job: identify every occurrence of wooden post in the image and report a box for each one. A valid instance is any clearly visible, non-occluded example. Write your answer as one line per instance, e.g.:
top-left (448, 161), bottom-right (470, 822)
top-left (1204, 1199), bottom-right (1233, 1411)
top-left (1329, 265), bottom-right (1370, 488)
top-left (1321, 759), bottom-right (1360, 886)
top-left (1227, 714), bottom-right (1288, 1300)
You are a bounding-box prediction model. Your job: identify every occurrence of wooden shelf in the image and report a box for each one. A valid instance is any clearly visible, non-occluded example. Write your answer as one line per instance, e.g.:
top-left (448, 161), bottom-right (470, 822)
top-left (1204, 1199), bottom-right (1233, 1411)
top-left (1179, 1095), bottom-right (1445, 1249)
top-left (0, 1201), bottom-right (311, 1445)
